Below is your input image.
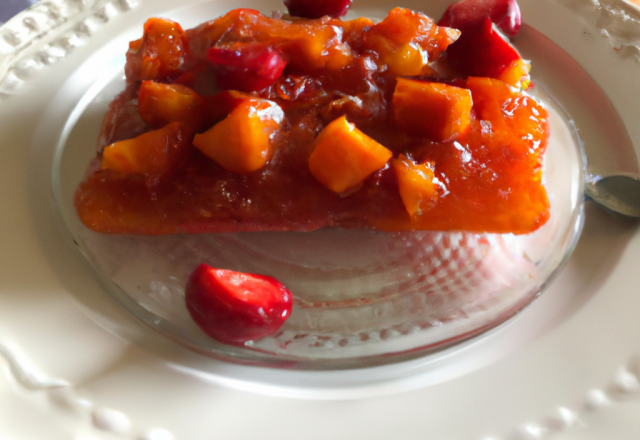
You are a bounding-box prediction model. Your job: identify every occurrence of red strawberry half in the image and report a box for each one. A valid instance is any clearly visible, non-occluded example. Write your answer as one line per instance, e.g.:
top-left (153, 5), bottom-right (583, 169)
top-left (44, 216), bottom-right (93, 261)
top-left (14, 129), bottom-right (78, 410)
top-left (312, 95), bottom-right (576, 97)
top-left (438, 0), bottom-right (521, 36)
top-left (185, 264), bottom-right (293, 345)
top-left (438, 0), bottom-right (523, 79)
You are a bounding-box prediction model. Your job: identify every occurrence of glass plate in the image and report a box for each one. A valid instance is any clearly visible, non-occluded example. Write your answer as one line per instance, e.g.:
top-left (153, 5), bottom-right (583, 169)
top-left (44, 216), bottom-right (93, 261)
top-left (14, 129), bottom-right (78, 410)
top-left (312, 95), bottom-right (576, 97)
top-left (11, 0), bottom-right (636, 371)
top-left (47, 0), bottom-right (592, 369)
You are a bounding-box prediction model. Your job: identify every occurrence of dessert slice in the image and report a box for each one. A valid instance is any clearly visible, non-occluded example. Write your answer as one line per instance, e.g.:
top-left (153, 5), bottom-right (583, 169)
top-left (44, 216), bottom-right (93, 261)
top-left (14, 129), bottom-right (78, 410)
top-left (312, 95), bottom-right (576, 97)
top-left (75, 2), bottom-right (549, 236)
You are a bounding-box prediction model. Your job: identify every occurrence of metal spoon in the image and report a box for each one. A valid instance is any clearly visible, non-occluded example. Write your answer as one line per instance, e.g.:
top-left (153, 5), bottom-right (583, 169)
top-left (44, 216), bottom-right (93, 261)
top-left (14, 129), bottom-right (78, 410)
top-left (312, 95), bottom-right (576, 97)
top-left (586, 174), bottom-right (640, 218)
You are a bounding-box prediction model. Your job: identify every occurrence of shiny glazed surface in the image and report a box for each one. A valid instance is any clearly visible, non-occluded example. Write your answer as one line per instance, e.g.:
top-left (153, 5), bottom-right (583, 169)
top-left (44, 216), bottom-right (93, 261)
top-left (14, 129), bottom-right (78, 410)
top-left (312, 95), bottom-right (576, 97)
top-left (74, 7), bottom-right (549, 235)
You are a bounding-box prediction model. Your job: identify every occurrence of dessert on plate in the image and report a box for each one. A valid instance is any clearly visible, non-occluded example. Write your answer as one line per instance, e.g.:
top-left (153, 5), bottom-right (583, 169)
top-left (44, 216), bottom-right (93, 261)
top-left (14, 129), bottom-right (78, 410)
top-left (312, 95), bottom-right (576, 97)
top-left (73, 0), bottom-right (551, 345)
top-left (74, 0), bottom-right (549, 237)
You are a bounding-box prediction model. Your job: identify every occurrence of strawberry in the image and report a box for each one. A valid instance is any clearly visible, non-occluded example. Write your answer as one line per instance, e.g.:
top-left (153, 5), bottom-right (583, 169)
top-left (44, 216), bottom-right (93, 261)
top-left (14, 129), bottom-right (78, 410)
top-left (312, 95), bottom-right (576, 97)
top-left (438, 0), bottom-right (521, 36)
top-left (438, 0), bottom-right (524, 81)
top-left (185, 264), bottom-right (293, 345)
top-left (284, 0), bottom-right (352, 19)
top-left (445, 17), bottom-right (521, 78)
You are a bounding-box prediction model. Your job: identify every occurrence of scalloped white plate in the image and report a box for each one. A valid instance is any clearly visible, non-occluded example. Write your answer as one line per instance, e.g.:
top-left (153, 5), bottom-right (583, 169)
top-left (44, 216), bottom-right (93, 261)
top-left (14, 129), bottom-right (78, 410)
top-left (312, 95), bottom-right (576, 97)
top-left (1, 0), bottom-right (640, 439)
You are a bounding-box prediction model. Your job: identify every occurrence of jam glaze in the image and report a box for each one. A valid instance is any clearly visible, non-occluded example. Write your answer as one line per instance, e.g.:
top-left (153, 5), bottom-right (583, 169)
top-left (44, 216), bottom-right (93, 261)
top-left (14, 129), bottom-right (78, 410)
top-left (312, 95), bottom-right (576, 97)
top-left (75, 8), bottom-right (549, 235)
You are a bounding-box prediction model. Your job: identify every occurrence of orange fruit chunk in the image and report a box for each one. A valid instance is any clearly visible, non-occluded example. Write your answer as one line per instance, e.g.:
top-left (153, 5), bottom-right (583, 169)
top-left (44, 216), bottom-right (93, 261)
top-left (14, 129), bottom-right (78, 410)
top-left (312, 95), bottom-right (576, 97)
top-left (138, 81), bottom-right (204, 129)
top-left (498, 58), bottom-right (531, 90)
top-left (101, 122), bottom-right (193, 178)
top-left (308, 116), bottom-right (392, 193)
top-left (393, 78), bottom-right (473, 142)
top-left (392, 154), bottom-right (438, 217)
top-left (125, 18), bottom-right (189, 82)
top-left (192, 99), bottom-right (284, 173)
top-left (363, 8), bottom-right (460, 76)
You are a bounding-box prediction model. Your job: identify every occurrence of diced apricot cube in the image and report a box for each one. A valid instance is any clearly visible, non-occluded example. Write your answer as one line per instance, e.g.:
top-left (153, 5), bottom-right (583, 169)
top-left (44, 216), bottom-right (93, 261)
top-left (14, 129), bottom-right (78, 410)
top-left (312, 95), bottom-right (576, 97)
top-left (466, 76), bottom-right (510, 123)
top-left (363, 8), bottom-right (460, 76)
top-left (392, 154), bottom-right (438, 217)
top-left (498, 58), bottom-right (531, 90)
top-left (193, 99), bottom-right (284, 173)
top-left (341, 17), bottom-right (375, 45)
top-left (138, 81), bottom-right (204, 129)
top-left (308, 116), bottom-right (392, 193)
top-left (101, 122), bottom-right (193, 177)
top-left (393, 78), bottom-right (473, 142)
top-left (364, 33), bottom-right (425, 76)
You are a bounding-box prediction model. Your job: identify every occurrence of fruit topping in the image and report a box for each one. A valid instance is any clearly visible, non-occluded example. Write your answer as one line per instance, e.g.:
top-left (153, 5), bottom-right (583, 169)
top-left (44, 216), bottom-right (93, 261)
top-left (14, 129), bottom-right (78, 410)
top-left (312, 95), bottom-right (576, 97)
top-left (445, 17), bottom-right (521, 79)
top-left (497, 58), bottom-right (531, 89)
top-left (438, 0), bottom-right (521, 36)
top-left (392, 154), bottom-right (439, 218)
top-left (393, 78), bottom-right (473, 142)
top-left (185, 264), bottom-right (293, 345)
top-left (284, 0), bottom-right (353, 19)
top-left (138, 81), bottom-right (205, 130)
top-left (363, 8), bottom-right (461, 76)
top-left (438, 0), bottom-right (528, 87)
top-left (308, 116), bottom-right (393, 194)
top-left (208, 44), bottom-right (287, 92)
top-left (75, 1), bottom-right (549, 237)
top-left (125, 18), bottom-right (189, 82)
top-left (100, 122), bottom-right (193, 184)
top-left (193, 99), bottom-right (284, 173)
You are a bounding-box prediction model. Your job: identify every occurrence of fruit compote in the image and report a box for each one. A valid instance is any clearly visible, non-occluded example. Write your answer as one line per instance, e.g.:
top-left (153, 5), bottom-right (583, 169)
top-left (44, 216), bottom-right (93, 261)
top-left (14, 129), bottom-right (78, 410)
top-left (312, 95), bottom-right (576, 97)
top-left (75, 3), bottom-right (549, 236)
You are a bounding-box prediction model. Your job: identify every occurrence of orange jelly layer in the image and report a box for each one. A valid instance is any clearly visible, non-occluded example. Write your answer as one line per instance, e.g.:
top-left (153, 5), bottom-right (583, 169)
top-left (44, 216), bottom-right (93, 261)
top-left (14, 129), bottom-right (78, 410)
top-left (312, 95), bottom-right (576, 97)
top-left (75, 8), bottom-right (549, 235)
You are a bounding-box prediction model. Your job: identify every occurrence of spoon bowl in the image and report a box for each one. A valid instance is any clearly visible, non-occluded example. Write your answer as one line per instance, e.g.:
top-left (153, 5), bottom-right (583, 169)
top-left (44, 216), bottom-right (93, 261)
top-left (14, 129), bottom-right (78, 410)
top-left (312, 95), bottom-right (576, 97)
top-left (586, 174), bottom-right (640, 218)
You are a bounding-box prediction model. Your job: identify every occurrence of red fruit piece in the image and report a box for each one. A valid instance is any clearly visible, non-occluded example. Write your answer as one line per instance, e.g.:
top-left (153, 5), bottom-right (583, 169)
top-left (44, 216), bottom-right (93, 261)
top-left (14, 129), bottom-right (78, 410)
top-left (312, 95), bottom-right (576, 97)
top-left (185, 264), bottom-right (293, 345)
top-left (437, 0), bottom-right (524, 80)
top-left (284, 0), bottom-right (352, 19)
top-left (445, 17), bottom-right (521, 78)
top-left (438, 0), bottom-right (521, 36)
top-left (208, 43), bottom-right (287, 92)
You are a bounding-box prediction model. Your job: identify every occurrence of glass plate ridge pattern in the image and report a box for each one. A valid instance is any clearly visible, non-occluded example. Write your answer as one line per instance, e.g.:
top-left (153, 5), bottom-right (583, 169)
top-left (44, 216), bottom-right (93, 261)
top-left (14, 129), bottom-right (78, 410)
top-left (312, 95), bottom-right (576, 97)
top-left (0, 0), bottom-right (138, 98)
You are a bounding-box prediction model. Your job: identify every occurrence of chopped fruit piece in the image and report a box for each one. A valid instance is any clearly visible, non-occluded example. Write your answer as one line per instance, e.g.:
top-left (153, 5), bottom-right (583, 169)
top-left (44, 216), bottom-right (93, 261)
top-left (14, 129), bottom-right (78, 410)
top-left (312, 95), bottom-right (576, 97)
top-left (208, 43), bottom-right (287, 92)
top-left (125, 18), bottom-right (189, 82)
top-left (193, 99), bottom-right (284, 173)
top-left (466, 76), bottom-right (548, 159)
top-left (201, 90), bottom-right (256, 126)
top-left (100, 122), bottom-right (193, 180)
top-left (284, 0), bottom-right (353, 18)
top-left (392, 154), bottom-right (438, 217)
top-left (138, 81), bottom-right (204, 129)
top-left (445, 17), bottom-right (521, 78)
top-left (364, 8), bottom-right (460, 76)
top-left (308, 116), bottom-right (393, 193)
top-left (438, 0), bottom-right (521, 36)
top-left (192, 9), bottom-right (341, 72)
top-left (185, 264), bottom-right (293, 345)
top-left (498, 58), bottom-right (531, 90)
top-left (393, 78), bottom-right (473, 142)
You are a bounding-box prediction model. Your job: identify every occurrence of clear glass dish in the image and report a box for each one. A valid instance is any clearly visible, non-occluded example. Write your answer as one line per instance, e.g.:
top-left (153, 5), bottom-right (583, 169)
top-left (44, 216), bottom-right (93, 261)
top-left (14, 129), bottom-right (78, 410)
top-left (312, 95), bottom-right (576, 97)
top-left (35, 0), bottom-right (593, 369)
